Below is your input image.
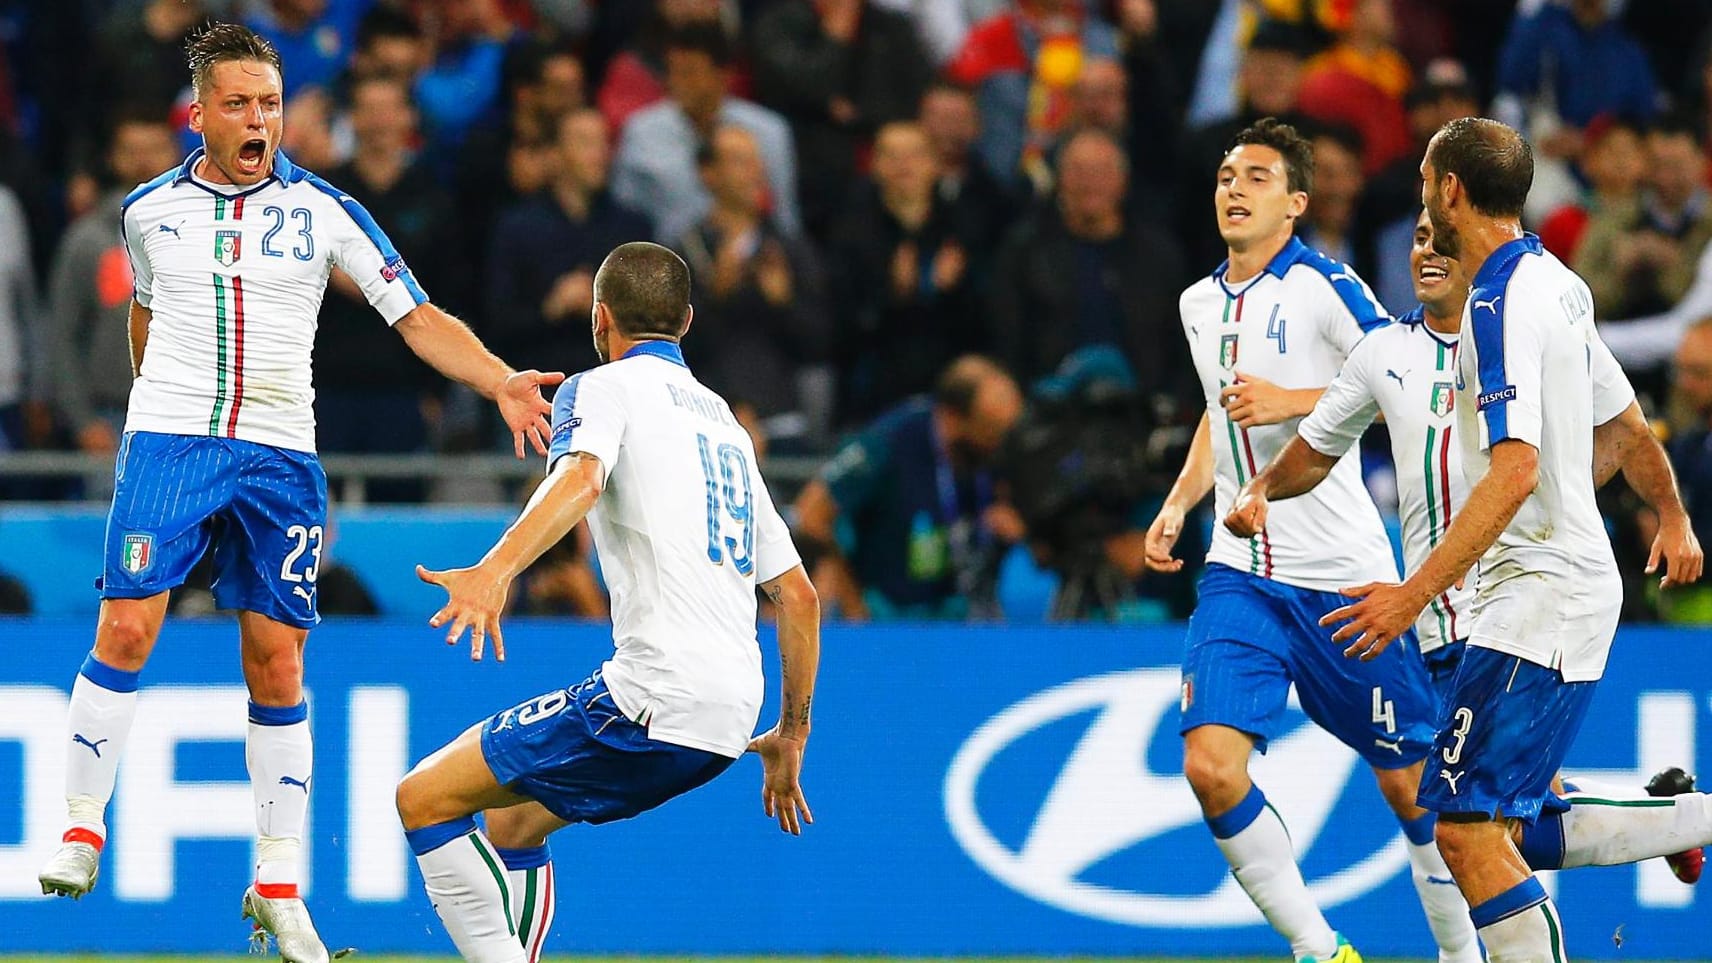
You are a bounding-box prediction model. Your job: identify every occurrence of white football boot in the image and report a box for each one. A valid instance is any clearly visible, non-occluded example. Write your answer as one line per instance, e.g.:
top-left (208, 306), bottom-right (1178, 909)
top-left (242, 885), bottom-right (332, 963)
top-left (38, 841), bottom-right (101, 898)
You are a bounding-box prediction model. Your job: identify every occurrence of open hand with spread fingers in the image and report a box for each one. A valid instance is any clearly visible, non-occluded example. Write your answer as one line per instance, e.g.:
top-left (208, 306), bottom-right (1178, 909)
top-left (417, 563), bottom-right (511, 662)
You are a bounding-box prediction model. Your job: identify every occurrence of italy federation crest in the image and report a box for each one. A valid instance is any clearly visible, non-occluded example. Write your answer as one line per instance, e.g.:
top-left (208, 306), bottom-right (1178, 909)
top-left (1430, 381), bottom-right (1454, 417)
top-left (1219, 334), bottom-right (1239, 370)
top-left (122, 533), bottom-right (153, 574)
top-left (215, 230), bottom-right (242, 266)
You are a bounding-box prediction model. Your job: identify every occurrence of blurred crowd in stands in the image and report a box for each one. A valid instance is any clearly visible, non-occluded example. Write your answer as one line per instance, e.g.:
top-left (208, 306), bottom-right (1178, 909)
top-left (4, 0), bottom-right (1712, 622)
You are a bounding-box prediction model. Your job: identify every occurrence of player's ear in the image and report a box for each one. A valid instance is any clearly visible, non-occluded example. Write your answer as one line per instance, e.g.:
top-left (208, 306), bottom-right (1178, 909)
top-left (1287, 190), bottom-right (1309, 220)
top-left (187, 101), bottom-right (204, 135)
top-left (679, 305), bottom-right (694, 339)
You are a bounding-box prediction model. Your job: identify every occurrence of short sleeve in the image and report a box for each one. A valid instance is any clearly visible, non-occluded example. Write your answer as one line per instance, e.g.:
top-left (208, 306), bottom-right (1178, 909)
top-left (1589, 332), bottom-right (1637, 426)
top-left (1297, 335), bottom-right (1383, 458)
top-left (752, 480), bottom-right (803, 584)
top-left (1470, 289), bottom-right (1543, 450)
top-left (309, 177), bottom-right (429, 325)
top-left (1316, 262), bottom-right (1391, 357)
top-left (547, 373), bottom-right (626, 483)
top-left (819, 429), bottom-right (889, 516)
top-left (121, 205), bottom-right (153, 308)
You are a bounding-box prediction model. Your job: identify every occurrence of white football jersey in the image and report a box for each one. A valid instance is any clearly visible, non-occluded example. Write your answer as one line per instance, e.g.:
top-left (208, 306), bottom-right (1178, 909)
top-left (1182, 236), bottom-right (1399, 591)
top-left (120, 149), bottom-right (429, 452)
top-left (547, 341), bottom-right (802, 758)
top-left (1297, 307), bottom-right (1473, 653)
top-left (1456, 235), bottom-right (1634, 681)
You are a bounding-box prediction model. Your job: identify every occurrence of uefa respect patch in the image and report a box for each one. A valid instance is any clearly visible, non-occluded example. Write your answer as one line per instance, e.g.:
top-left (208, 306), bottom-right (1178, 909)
top-left (1477, 386), bottom-right (1517, 410)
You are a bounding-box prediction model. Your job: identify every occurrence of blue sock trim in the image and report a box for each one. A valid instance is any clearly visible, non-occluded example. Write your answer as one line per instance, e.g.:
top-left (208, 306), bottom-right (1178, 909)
top-left (1469, 876), bottom-right (1549, 929)
top-left (79, 653), bottom-right (140, 693)
top-left (1400, 810), bottom-right (1437, 846)
top-left (1560, 779), bottom-right (1580, 794)
top-left (405, 816), bottom-right (478, 856)
top-left (1517, 812), bottom-right (1567, 871)
top-left (1206, 785), bottom-right (1268, 839)
top-left (496, 844), bottom-right (551, 871)
top-left (248, 700), bottom-right (308, 726)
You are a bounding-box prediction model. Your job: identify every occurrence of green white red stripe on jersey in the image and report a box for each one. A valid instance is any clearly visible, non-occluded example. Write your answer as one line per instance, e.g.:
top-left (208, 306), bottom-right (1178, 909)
top-left (209, 195), bottom-right (245, 437)
top-left (1220, 291), bottom-right (1272, 577)
top-left (1422, 340), bottom-right (1458, 641)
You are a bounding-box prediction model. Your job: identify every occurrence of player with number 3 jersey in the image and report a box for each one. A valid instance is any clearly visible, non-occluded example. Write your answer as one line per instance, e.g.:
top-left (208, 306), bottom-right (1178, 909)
top-left (398, 243), bottom-right (821, 963)
top-left (37, 25), bottom-right (562, 963)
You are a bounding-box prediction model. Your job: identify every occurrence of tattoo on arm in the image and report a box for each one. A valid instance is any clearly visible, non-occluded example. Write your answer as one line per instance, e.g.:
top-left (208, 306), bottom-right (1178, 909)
top-left (795, 694), bottom-right (812, 727)
top-left (763, 581), bottom-right (785, 605)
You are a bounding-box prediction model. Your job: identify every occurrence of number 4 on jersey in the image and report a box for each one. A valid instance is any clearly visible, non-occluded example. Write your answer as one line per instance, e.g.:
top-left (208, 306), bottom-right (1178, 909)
top-left (697, 433), bottom-right (755, 575)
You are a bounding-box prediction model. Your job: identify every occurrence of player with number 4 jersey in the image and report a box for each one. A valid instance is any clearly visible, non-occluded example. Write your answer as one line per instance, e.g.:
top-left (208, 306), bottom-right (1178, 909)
top-left (37, 25), bottom-right (562, 963)
top-left (399, 243), bottom-right (821, 963)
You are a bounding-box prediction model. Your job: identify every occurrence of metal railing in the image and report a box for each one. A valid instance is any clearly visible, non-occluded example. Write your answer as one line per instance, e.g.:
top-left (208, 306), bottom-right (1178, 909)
top-left (0, 450), bottom-right (823, 504)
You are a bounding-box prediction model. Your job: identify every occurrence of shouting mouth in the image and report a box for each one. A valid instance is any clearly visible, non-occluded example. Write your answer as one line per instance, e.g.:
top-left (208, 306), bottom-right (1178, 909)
top-left (236, 138), bottom-right (268, 177)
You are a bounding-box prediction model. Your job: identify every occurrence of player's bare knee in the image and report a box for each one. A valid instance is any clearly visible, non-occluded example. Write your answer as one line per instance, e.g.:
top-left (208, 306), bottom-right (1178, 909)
top-left (94, 606), bottom-right (161, 670)
top-left (1372, 764), bottom-right (1426, 817)
top-left (1433, 814), bottom-right (1485, 869)
top-left (395, 770), bottom-right (437, 831)
top-left (242, 641), bottom-right (305, 704)
top-left (1183, 744), bottom-right (1248, 812)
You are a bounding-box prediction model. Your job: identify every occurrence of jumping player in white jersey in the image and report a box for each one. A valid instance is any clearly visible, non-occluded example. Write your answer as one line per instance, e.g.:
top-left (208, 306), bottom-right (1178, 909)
top-left (36, 24), bottom-right (563, 963)
top-left (396, 242), bottom-right (820, 963)
top-left (1230, 206), bottom-right (1710, 889)
top-left (1145, 118), bottom-right (1475, 963)
top-left (1326, 117), bottom-right (1712, 962)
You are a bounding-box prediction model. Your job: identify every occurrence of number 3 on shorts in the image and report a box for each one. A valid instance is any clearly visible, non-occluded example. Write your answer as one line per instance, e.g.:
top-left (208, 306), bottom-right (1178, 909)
top-left (1442, 706), bottom-right (1475, 764)
top-left (280, 524), bottom-right (324, 584)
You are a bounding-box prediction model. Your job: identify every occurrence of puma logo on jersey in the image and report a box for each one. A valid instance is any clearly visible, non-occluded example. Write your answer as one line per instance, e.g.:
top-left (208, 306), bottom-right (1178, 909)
top-left (157, 221), bottom-right (184, 239)
top-left (1385, 369), bottom-right (1408, 389)
top-left (1373, 736), bottom-right (1404, 755)
top-left (1439, 769), bottom-right (1466, 794)
top-left (1474, 295), bottom-right (1503, 313)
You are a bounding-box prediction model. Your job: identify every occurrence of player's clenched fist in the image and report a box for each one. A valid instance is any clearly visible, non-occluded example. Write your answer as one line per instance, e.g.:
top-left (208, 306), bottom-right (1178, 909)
top-left (1225, 484), bottom-right (1270, 538)
top-left (1144, 503), bottom-right (1186, 573)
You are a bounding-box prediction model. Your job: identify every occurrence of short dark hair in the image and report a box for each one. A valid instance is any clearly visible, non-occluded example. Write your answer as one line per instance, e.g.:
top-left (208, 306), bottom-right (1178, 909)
top-left (934, 355), bottom-right (1009, 417)
top-left (186, 22), bottom-right (283, 99)
top-left (594, 242), bottom-right (692, 339)
top-left (1426, 116), bottom-right (1533, 218)
top-left (663, 21), bottom-right (733, 68)
top-left (355, 6), bottom-right (422, 52)
top-left (1228, 116), bottom-right (1315, 195)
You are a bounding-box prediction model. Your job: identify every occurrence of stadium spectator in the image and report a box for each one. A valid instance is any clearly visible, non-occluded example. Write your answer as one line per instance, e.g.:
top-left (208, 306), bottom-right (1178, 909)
top-left (1493, 0), bottom-right (1661, 222)
top-left (750, 0), bottom-right (933, 240)
top-left (514, 526), bottom-right (609, 617)
top-left (612, 22), bottom-right (800, 243)
top-left (918, 81), bottom-right (1017, 249)
top-left (989, 128), bottom-right (1191, 405)
top-left (673, 125), bottom-right (832, 429)
top-left (1110, 0), bottom-right (1189, 215)
top-left (246, 0), bottom-right (369, 98)
top-left (1666, 316), bottom-right (1712, 621)
top-left (1577, 114), bottom-right (1712, 321)
top-left (0, 182), bottom-right (37, 457)
top-left (1066, 57), bottom-right (1128, 142)
top-left (1295, 124), bottom-right (1371, 277)
top-left (280, 86), bottom-right (344, 172)
top-left (413, 0), bottom-right (516, 155)
top-left (45, 113), bottom-right (180, 460)
top-left (594, 0), bottom-right (739, 135)
top-left (827, 121), bottom-right (985, 426)
top-left (1537, 114), bottom-right (1647, 264)
top-left (1175, 20), bottom-right (1309, 270)
top-left (947, 0), bottom-right (1121, 193)
top-left (88, 0), bottom-right (205, 150)
top-left (1296, 0), bottom-right (1411, 177)
top-left (344, 5), bottom-right (429, 88)
top-left (313, 76), bottom-right (462, 502)
top-left (794, 355), bottom-right (1023, 620)
top-left (486, 108), bottom-right (653, 378)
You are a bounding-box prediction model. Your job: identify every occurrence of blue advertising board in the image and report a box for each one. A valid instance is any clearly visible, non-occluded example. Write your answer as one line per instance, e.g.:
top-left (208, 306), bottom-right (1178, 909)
top-left (0, 618), bottom-right (1706, 956)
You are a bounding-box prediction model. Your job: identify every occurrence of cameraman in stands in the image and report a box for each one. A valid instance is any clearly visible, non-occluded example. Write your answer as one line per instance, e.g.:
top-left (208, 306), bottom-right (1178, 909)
top-left (794, 356), bottom-right (1022, 621)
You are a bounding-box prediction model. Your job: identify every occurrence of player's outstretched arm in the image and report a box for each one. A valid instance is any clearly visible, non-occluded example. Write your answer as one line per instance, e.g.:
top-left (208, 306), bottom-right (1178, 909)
top-left (1225, 435), bottom-right (1340, 538)
top-left (416, 452), bottom-right (606, 661)
top-left (1595, 401), bottom-right (1705, 588)
top-left (127, 301), bottom-right (152, 378)
top-left (1324, 439), bottom-right (1539, 659)
top-left (1146, 414), bottom-right (1214, 573)
top-left (394, 303), bottom-right (564, 458)
top-left (749, 564), bottom-right (819, 835)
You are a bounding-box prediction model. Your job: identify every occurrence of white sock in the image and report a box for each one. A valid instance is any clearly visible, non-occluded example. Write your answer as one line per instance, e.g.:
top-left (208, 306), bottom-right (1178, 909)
top-left (408, 819), bottom-right (526, 963)
top-left (62, 654), bottom-right (140, 845)
top-left (1208, 785), bottom-right (1338, 960)
top-left (1406, 838), bottom-right (1481, 963)
top-left (247, 701), bottom-right (312, 890)
top-left (1471, 879), bottom-right (1565, 963)
top-left (497, 846), bottom-right (556, 963)
top-left (1555, 789), bottom-right (1712, 868)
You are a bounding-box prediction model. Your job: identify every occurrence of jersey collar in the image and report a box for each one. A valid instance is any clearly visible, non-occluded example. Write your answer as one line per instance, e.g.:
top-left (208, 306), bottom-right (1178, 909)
top-left (172, 147), bottom-right (306, 192)
top-left (1470, 233), bottom-right (1543, 292)
top-left (1211, 235), bottom-right (1311, 282)
top-left (621, 340), bottom-right (688, 368)
top-left (1400, 303), bottom-right (1461, 347)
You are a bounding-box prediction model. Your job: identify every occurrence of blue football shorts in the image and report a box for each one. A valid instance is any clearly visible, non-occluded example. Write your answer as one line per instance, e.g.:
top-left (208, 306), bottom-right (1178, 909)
top-left (479, 671), bottom-right (737, 825)
top-left (1417, 644), bottom-right (1597, 822)
top-left (1179, 563), bottom-right (1438, 768)
top-left (99, 431), bottom-right (327, 627)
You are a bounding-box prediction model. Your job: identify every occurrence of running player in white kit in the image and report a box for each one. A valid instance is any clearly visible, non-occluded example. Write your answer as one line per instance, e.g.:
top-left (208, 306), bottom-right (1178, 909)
top-left (37, 24), bottom-right (560, 963)
top-left (396, 243), bottom-right (820, 963)
top-left (1325, 117), bottom-right (1712, 962)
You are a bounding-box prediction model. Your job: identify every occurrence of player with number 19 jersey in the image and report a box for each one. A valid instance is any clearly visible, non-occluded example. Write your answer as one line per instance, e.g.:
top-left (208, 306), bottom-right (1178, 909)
top-left (544, 341), bottom-right (801, 758)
